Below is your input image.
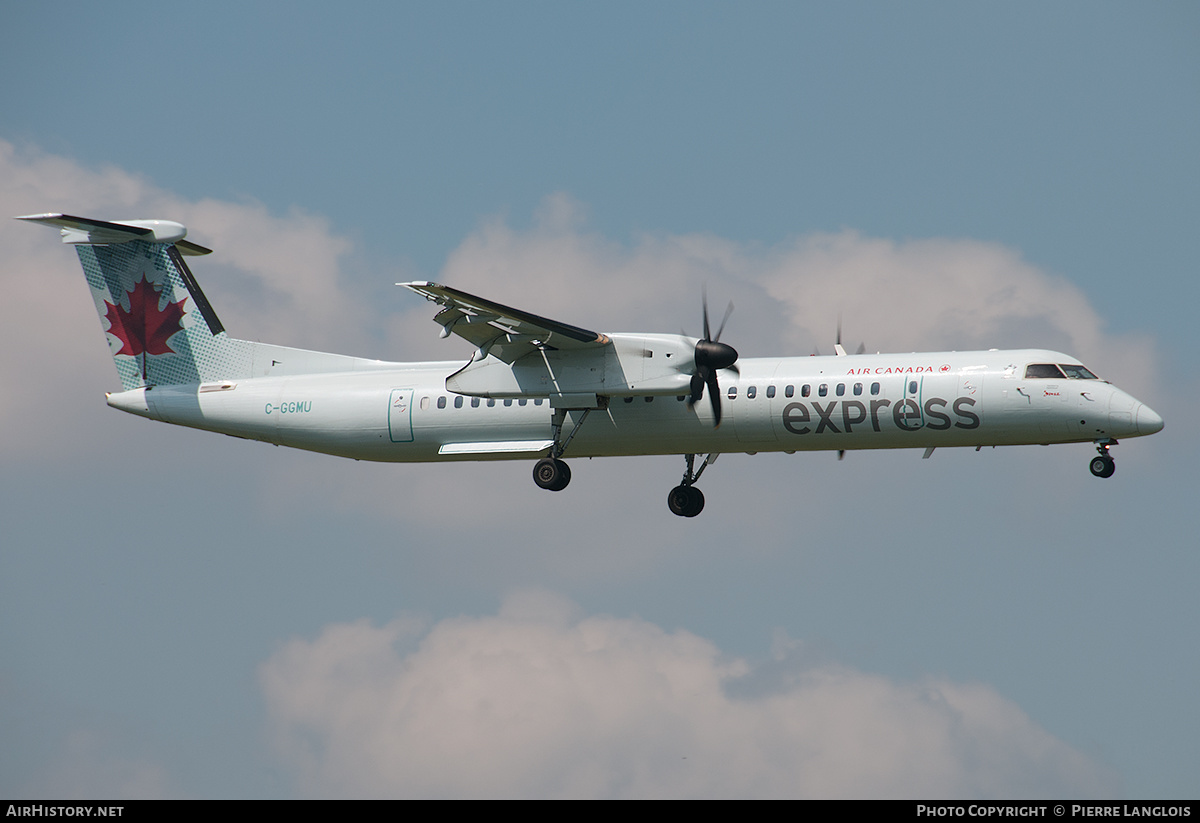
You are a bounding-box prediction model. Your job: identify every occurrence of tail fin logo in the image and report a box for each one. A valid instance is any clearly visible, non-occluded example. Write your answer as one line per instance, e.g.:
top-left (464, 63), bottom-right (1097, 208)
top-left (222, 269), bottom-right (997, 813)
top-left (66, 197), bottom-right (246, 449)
top-left (103, 273), bottom-right (188, 357)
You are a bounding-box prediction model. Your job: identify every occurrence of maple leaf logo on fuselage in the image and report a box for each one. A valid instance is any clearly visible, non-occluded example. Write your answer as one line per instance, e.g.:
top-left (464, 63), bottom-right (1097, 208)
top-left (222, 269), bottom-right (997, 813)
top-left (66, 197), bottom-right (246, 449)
top-left (103, 274), bottom-right (187, 357)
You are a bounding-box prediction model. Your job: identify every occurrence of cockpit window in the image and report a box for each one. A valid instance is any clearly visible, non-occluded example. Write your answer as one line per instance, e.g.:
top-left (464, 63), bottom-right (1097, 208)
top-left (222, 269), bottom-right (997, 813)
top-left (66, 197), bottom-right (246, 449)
top-left (1059, 364), bottom-right (1099, 380)
top-left (1024, 363), bottom-right (1066, 379)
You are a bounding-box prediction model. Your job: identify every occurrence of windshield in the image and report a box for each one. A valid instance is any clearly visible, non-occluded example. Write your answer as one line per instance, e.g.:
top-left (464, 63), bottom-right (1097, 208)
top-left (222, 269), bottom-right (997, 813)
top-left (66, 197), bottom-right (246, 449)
top-left (1024, 363), bottom-right (1100, 379)
top-left (1024, 364), bottom-right (1065, 379)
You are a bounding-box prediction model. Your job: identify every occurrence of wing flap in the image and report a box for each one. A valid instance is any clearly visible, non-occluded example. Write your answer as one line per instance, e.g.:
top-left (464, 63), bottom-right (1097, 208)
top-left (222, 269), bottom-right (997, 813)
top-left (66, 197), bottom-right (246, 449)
top-left (399, 281), bottom-right (608, 363)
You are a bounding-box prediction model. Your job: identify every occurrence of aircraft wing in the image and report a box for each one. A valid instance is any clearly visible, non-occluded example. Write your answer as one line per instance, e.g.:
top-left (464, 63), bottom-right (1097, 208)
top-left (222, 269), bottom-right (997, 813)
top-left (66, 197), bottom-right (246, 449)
top-left (399, 281), bottom-right (609, 363)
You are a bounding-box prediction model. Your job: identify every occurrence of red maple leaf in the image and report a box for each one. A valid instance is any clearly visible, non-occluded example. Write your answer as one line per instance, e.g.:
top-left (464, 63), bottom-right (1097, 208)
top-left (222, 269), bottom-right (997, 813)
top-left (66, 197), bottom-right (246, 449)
top-left (103, 275), bottom-right (187, 356)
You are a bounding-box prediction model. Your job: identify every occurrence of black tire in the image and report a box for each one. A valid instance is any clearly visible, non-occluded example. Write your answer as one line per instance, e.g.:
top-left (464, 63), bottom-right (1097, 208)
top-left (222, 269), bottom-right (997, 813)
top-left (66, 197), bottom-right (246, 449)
top-left (1089, 455), bottom-right (1115, 478)
top-left (667, 485), bottom-right (705, 517)
top-left (554, 460), bottom-right (572, 490)
top-left (533, 458), bottom-right (571, 491)
top-left (668, 486), bottom-right (691, 516)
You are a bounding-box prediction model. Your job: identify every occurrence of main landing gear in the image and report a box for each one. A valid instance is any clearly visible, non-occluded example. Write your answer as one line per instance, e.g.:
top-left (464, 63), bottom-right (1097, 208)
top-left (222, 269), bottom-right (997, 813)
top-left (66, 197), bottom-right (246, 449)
top-left (1089, 439), bottom-right (1117, 478)
top-left (531, 406), bottom-right (594, 492)
top-left (529, 406), bottom-right (718, 518)
top-left (533, 457), bottom-right (571, 491)
top-left (667, 453), bottom-right (717, 518)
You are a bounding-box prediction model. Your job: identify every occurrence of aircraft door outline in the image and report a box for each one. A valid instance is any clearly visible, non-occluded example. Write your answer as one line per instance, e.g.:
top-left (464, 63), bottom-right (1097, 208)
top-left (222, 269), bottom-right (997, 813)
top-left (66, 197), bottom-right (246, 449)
top-left (389, 388), bottom-right (415, 443)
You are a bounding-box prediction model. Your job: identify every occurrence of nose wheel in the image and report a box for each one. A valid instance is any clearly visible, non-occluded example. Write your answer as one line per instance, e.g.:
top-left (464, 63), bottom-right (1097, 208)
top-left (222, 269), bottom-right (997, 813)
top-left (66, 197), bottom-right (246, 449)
top-left (1089, 455), bottom-right (1115, 478)
top-left (1089, 440), bottom-right (1116, 478)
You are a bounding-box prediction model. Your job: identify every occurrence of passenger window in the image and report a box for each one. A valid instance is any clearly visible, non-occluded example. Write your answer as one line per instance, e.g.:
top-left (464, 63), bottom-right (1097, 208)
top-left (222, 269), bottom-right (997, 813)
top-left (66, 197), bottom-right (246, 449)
top-left (504, 399), bottom-right (513, 406)
top-left (728, 386), bottom-right (737, 399)
top-left (623, 397), bottom-right (634, 404)
top-left (454, 396), bottom-right (463, 409)
top-left (836, 383), bottom-right (845, 397)
top-left (785, 385), bottom-right (794, 398)
top-left (487, 398), bottom-right (495, 407)
top-left (801, 384), bottom-right (811, 397)
top-left (534, 398), bottom-right (543, 406)
top-left (766, 385), bottom-right (776, 398)
top-left (818, 384), bottom-right (828, 397)
top-left (747, 386), bottom-right (757, 399)
top-left (437, 396), bottom-right (447, 409)
top-left (519, 399), bottom-right (528, 406)
top-left (471, 397), bottom-right (481, 408)
top-left (645, 396), bottom-right (653, 403)
top-left (853, 383), bottom-right (863, 396)
top-left (1025, 363), bottom-right (1066, 379)
top-left (871, 382), bottom-right (880, 396)
top-left (420, 396), bottom-right (430, 410)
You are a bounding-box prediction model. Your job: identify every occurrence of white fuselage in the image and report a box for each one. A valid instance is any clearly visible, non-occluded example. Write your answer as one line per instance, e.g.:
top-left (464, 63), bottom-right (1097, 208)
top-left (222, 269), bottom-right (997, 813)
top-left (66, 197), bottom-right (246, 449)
top-left (104, 348), bottom-right (1162, 462)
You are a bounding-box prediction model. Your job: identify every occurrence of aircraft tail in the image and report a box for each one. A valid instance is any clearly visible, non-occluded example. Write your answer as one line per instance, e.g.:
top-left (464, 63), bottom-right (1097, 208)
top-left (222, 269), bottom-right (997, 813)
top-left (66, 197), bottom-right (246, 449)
top-left (18, 213), bottom-right (368, 390)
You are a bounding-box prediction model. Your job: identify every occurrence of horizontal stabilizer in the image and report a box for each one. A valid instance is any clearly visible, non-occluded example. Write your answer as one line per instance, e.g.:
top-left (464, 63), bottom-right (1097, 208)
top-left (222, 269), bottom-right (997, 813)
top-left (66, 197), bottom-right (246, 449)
top-left (14, 213), bottom-right (212, 255)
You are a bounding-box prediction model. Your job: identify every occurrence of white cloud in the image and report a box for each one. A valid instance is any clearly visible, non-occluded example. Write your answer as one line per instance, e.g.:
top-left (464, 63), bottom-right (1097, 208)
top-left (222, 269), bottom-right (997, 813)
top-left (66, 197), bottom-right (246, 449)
top-left (436, 194), bottom-right (776, 352)
top-left (260, 590), bottom-right (1117, 798)
top-left (755, 231), bottom-right (1158, 397)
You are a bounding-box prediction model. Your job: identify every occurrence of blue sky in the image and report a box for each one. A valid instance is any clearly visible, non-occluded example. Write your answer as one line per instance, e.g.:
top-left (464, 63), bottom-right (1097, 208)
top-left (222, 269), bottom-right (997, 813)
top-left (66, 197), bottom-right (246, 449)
top-left (1, 2), bottom-right (1197, 798)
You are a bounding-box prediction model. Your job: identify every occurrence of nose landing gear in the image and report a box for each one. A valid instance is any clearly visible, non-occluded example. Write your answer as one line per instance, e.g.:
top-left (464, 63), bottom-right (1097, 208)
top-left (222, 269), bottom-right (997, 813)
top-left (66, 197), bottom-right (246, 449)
top-left (1089, 440), bottom-right (1117, 478)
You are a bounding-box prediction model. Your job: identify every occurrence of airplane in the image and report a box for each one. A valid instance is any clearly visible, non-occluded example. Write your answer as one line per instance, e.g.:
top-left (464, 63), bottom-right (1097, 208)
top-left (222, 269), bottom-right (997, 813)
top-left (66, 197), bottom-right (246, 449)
top-left (18, 213), bottom-right (1164, 517)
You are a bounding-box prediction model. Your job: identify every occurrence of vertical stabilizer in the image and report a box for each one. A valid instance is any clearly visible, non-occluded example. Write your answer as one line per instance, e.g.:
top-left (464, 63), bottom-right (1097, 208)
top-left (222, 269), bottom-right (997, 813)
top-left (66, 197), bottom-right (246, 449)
top-left (20, 213), bottom-right (258, 389)
top-left (75, 238), bottom-right (257, 389)
top-left (20, 213), bottom-right (393, 389)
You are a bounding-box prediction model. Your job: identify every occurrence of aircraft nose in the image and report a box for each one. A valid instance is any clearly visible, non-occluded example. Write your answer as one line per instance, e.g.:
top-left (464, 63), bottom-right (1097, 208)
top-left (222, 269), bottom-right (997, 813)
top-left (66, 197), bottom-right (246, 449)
top-left (1136, 403), bottom-right (1164, 435)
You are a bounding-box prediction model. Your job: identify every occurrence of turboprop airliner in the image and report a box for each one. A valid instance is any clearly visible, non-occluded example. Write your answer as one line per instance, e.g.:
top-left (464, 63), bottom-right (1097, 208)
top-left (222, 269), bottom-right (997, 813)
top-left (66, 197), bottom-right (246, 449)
top-left (20, 213), bottom-right (1164, 517)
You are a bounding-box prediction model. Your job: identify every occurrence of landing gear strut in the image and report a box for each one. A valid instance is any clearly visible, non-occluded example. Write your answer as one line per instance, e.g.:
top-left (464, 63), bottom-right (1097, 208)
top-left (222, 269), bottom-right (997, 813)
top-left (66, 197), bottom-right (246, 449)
top-left (1089, 440), bottom-right (1116, 478)
top-left (531, 405), bottom-right (597, 492)
top-left (668, 453), bottom-right (716, 517)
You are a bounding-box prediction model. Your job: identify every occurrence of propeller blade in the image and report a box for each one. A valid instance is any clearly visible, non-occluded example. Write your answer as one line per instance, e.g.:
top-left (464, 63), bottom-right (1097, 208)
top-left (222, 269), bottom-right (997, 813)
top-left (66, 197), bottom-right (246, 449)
top-left (714, 301), bottom-right (734, 342)
top-left (688, 288), bottom-right (739, 427)
top-left (705, 368), bottom-right (723, 426)
top-left (688, 370), bottom-right (706, 408)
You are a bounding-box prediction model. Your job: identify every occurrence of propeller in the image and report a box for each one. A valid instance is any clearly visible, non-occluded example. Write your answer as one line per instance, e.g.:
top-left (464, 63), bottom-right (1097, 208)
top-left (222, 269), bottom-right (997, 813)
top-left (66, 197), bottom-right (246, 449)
top-left (833, 315), bottom-right (866, 356)
top-left (687, 289), bottom-right (739, 426)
